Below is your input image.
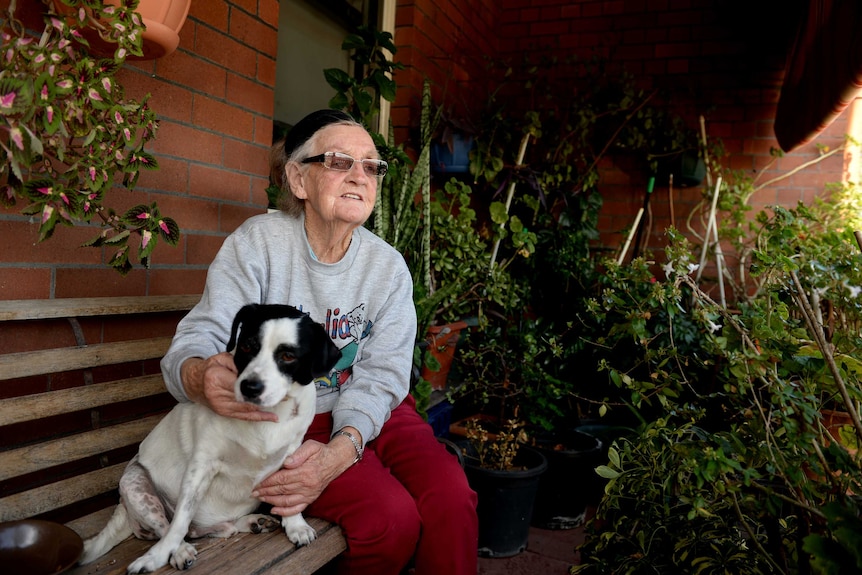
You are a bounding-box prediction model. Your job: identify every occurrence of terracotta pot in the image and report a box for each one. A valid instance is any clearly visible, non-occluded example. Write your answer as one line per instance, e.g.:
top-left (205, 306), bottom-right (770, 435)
top-left (421, 321), bottom-right (469, 391)
top-left (51, 0), bottom-right (191, 60)
top-left (448, 413), bottom-right (502, 441)
top-left (822, 408), bottom-right (859, 456)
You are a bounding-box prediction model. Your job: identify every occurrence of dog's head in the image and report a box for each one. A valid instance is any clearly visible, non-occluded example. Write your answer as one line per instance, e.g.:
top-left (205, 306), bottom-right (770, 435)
top-left (226, 304), bottom-right (342, 407)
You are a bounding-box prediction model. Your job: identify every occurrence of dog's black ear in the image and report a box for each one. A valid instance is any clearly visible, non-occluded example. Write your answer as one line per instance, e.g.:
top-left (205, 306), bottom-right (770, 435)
top-left (227, 304), bottom-right (259, 353)
top-left (307, 317), bottom-right (342, 377)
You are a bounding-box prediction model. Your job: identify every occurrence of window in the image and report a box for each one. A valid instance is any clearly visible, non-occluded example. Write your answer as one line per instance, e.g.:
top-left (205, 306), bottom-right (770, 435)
top-left (273, 0), bottom-right (384, 140)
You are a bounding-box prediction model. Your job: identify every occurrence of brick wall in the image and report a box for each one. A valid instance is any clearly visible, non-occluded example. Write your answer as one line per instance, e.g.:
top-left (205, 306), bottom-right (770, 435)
top-left (391, 0), bottom-right (850, 271)
top-left (1, 1), bottom-right (853, 303)
top-left (391, 0), bottom-right (503, 145)
top-left (0, 0), bottom-right (279, 300)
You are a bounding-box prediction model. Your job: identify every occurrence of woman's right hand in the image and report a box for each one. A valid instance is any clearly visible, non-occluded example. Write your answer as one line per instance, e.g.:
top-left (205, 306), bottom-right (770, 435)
top-left (181, 354), bottom-right (278, 422)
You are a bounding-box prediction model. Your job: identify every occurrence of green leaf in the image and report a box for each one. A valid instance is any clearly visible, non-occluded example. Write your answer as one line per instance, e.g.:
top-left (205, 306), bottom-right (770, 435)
top-left (595, 465), bottom-right (620, 479)
top-left (323, 68), bottom-right (352, 91)
top-left (489, 201), bottom-right (509, 225)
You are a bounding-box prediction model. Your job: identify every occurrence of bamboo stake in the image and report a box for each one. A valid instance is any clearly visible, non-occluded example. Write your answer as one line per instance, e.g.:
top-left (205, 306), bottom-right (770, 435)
top-left (695, 176), bottom-right (722, 284)
top-left (617, 208), bottom-right (644, 266)
top-left (668, 173), bottom-right (675, 229)
top-left (700, 115), bottom-right (712, 188)
top-left (489, 132), bottom-right (531, 270)
top-left (790, 270), bottom-right (862, 446)
top-left (709, 210), bottom-right (727, 307)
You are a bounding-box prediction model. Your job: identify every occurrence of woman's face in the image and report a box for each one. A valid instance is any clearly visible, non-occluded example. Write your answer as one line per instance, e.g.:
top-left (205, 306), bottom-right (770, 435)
top-left (289, 124), bottom-right (379, 229)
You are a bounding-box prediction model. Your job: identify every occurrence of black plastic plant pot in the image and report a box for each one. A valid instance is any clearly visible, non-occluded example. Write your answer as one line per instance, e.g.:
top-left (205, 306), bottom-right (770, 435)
top-left (464, 446), bottom-right (548, 558)
top-left (531, 429), bottom-right (604, 530)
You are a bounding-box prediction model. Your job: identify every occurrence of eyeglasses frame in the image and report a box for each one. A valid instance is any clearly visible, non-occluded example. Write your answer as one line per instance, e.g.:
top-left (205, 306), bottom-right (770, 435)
top-left (301, 151), bottom-right (388, 177)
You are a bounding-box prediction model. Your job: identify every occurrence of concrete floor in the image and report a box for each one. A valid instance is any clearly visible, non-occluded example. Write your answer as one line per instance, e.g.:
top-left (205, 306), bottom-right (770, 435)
top-left (477, 523), bottom-right (585, 575)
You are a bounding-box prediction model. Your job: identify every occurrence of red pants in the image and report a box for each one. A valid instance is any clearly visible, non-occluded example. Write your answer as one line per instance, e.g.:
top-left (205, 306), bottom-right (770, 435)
top-left (304, 396), bottom-right (478, 575)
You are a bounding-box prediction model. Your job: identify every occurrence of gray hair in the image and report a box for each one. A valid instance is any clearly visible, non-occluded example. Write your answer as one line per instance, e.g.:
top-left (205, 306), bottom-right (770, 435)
top-left (269, 117), bottom-right (364, 216)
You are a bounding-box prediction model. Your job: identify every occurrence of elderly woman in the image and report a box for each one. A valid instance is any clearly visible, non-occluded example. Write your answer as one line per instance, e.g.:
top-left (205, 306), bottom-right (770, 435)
top-left (160, 109), bottom-right (478, 574)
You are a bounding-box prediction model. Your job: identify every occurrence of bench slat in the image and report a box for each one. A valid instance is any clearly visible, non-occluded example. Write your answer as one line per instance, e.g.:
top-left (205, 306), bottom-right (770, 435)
top-left (0, 462), bottom-right (125, 522)
top-left (0, 415), bottom-right (163, 481)
top-left (64, 516), bottom-right (343, 575)
top-left (2, 293), bottom-right (348, 572)
top-left (0, 374), bottom-right (167, 426)
top-left (0, 337), bottom-right (173, 380)
top-left (0, 295), bottom-right (200, 321)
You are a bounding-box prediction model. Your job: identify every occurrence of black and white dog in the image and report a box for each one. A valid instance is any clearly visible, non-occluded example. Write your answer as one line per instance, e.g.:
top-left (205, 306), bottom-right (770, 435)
top-left (80, 304), bottom-right (341, 573)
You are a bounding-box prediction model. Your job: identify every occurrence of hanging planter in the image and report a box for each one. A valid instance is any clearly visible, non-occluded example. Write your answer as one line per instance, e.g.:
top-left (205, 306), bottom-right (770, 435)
top-left (430, 133), bottom-right (474, 174)
top-left (50, 0), bottom-right (191, 60)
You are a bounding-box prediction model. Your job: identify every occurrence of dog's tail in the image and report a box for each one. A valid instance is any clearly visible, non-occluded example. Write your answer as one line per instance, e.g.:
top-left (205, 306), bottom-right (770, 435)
top-left (79, 504), bottom-right (133, 565)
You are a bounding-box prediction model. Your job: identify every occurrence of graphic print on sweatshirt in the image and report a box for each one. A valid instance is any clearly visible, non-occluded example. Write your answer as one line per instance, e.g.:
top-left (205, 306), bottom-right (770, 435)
top-left (313, 303), bottom-right (371, 391)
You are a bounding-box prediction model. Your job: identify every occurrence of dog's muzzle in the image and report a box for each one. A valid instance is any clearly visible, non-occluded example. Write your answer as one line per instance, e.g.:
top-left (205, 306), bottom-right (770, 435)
top-left (240, 377), bottom-right (264, 402)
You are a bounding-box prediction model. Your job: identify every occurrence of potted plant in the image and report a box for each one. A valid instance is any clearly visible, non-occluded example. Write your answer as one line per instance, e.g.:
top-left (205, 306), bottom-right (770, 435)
top-left (459, 415), bottom-right (548, 558)
top-left (1, 0), bottom-right (180, 274)
top-left (48, 0), bottom-right (191, 60)
top-left (572, 198), bottom-right (862, 574)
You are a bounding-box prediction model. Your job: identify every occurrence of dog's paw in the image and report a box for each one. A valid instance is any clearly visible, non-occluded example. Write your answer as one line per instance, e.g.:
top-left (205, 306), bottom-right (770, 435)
top-left (169, 541), bottom-right (198, 571)
top-left (79, 538), bottom-right (101, 565)
top-left (127, 553), bottom-right (162, 574)
top-left (283, 515), bottom-right (317, 547)
top-left (246, 514), bottom-right (281, 534)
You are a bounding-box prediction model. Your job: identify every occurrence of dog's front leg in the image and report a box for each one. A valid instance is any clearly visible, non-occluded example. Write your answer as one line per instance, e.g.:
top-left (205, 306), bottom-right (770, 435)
top-left (126, 457), bottom-right (218, 574)
top-left (282, 513), bottom-right (317, 546)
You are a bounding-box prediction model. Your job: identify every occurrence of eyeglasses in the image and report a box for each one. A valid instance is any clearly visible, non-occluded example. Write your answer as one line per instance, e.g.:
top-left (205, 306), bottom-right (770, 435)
top-left (301, 152), bottom-right (388, 177)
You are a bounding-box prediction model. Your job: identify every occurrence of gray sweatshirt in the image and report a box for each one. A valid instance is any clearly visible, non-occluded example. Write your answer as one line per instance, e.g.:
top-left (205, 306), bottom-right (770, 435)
top-left (160, 211), bottom-right (416, 444)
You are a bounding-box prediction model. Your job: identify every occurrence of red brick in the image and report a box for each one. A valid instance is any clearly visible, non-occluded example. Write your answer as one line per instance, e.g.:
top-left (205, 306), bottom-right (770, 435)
top-left (124, 73), bottom-right (195, 123)
top-left (220, 204), bottom-right (265, 233)
top-left (0, 268), bottom-right (51, 300)
top-left (195, 24), bottom-right (258, 76)
top-left (254, 116), bottom-right (274, 147)
top-left (192, 95), bottom-right (255, 142)
top-left (223, 139), bottom-right (270, 176)
top-left (258, 54), bottom-right (277, 87)
top-left (229, 8), bottom-right (278, 56)
top-left (136, 156), bottom-right (191, 195)
top-left (176, 16), bottom-right (195, 52)
top-left (259, 0), bottom-right (279, 28)
top-left (251, 176), bottom-right (270, 207)
top-left (149, 269), bottom-right (209, 295)
top-left (189, 1), bottom-right (229, 32)
top-left (0, 220), bottom-right (103, 265)
top-left (151, 121), bottom-right (224, 165)
top-left (186, 234), bottom-right (227, 265)
top-left (529, 20), bottom-right (569, 37)
top-left (190, 164), bottom-right (252, 203)
top-left (55, 268), bottom-right (148, 298)
top-left (232, 0), bottom-right (258, 16)
top-left (156, 50), bottom-right (227, 99)
top-left (149, 236), bottom-right (185, 266)
top-left (154, 195), bottom-right (221, 234)
top-left (226, 73), bottom-right (274, 116)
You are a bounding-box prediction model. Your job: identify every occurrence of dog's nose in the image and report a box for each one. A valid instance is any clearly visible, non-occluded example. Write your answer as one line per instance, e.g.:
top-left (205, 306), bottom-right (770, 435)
top-left (240, 377), bottom-right (264, 400)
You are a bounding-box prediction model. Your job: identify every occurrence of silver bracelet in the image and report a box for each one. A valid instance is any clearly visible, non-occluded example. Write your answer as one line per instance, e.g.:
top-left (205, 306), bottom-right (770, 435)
top-left (332, 429), bottom-right (363, 463)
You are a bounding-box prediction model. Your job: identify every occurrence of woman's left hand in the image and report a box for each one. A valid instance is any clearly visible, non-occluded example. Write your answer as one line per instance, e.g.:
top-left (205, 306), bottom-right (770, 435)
top-left (252, 435), bottom-right (358, 517)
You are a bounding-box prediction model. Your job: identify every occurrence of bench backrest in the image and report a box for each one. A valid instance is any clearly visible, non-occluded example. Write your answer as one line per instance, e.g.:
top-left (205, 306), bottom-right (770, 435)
top-left (0, 295), bottom-right (199, 523)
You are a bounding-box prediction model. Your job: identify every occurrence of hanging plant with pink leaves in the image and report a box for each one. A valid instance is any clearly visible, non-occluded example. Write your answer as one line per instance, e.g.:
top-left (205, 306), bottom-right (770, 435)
top-left (0, 0), bottom-right (179, 275)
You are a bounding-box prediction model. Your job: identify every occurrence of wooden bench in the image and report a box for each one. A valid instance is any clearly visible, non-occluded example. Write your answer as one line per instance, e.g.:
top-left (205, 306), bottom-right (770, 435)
top-left (0, 296), bottom-right (346, 575)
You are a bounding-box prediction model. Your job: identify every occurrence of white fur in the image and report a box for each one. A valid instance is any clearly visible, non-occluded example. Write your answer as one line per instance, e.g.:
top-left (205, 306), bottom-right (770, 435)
top-left (80, 315), bottom-right (319, 574)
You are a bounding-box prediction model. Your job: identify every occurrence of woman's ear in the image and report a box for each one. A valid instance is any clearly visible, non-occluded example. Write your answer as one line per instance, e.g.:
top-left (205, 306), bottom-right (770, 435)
top-left (285, 162), bottom-right (308, 200)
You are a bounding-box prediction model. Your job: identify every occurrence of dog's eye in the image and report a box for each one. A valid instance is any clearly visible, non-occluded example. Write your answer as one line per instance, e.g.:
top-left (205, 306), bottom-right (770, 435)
top-left (278, 351), bottom-right (296, 364)
top-left (238, 337), bottom-right (259, 354)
